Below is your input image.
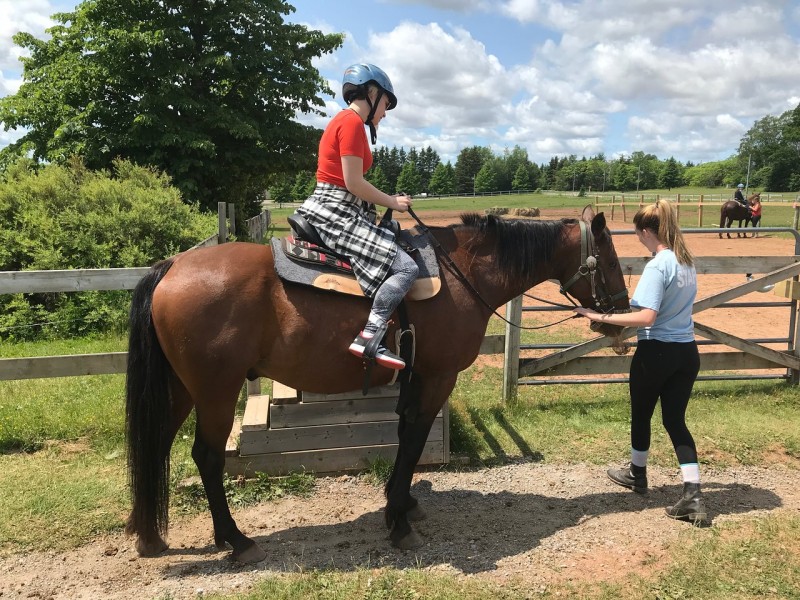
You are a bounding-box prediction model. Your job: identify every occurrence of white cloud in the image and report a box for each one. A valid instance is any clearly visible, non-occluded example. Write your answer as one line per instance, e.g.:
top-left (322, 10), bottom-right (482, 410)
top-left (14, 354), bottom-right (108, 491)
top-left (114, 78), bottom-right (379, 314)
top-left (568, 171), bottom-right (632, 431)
top-left (0, 0), bottom-right (56, 71)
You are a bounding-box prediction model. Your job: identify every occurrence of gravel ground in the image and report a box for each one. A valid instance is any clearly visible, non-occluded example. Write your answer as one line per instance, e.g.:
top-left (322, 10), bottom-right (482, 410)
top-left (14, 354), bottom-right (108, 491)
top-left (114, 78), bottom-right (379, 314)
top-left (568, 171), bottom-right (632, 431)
top-left (2, 461), bottom-right (799, 600)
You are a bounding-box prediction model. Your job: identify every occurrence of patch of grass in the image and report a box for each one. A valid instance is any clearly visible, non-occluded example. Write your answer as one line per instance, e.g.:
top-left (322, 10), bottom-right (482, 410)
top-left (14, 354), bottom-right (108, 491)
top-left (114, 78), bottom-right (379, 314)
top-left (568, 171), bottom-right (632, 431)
top-left (0, 374), bottom-right (127, 453)
top-left (362, 456), bottom-right (394, 486)
top-left (208, 568), bottom-right (520, 600)
top-left (448, 364), bottom-right (800, 469)
top-left (173, 471), bottom-right (315, 515)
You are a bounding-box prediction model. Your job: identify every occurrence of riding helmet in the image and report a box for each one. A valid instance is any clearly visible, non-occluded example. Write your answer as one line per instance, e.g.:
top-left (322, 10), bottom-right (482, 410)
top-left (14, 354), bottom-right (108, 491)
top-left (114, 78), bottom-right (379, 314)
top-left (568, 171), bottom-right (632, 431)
top-left (342, 63), bottom-right (397, 110)
top-left (737, 183), bottom-right (744, 188)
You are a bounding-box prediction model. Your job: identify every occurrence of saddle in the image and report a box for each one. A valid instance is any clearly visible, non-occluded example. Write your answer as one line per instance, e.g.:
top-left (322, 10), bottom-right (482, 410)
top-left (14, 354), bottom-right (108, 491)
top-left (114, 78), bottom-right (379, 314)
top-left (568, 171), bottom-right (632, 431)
top-left (271, 213), bottom-right (440, 300)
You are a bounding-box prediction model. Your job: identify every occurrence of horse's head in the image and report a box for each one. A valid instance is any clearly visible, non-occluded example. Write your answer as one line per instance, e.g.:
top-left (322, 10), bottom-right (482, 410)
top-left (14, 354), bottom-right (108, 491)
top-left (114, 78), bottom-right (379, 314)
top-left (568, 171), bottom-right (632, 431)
top-left (559, 205), bottom-right (630, 345)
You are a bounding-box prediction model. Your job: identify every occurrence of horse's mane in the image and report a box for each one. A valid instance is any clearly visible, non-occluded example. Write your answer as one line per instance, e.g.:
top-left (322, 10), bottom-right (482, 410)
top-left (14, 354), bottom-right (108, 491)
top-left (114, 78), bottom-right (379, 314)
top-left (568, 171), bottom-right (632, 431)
top-left (458, 213), bottom-right (576, 282)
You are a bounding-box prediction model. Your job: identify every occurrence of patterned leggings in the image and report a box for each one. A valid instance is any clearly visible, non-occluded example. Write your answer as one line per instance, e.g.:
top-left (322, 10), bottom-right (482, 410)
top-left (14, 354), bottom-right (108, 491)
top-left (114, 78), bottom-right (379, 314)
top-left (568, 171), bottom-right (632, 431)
top-left (366, 248), bottom-right (419, 331)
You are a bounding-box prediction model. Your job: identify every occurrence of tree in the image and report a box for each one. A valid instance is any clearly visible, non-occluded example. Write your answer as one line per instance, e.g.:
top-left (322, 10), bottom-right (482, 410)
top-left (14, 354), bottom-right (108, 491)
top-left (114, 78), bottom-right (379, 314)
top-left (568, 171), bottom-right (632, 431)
top-left (269, 174), bottom-right (293, 205)
top-left (0, 0), bottom-right (343, 214)
top-left (395, 161), bottom-right (421, 196)
top-left (473, 162), bottom-right (499, 193)
top-left (366, 164), bottom-right (391, 194)
top-left (659, 157), bottom-right (683, 190)
top-left (291, 171), bottom-right (315, 202)
top-left (511, 164), bottom-right (531, 191)
top-left (428, 162), bottom-right (455, 196)
top-left (454, 146), bottom-right (492, 194)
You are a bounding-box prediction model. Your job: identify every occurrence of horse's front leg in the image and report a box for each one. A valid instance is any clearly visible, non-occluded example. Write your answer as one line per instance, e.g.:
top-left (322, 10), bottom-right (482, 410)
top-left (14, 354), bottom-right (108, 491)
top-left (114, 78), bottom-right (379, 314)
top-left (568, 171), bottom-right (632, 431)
top-left (192, 400), bottom-right (266, 564)
top-left (384, 372), bottom-right (457, 550)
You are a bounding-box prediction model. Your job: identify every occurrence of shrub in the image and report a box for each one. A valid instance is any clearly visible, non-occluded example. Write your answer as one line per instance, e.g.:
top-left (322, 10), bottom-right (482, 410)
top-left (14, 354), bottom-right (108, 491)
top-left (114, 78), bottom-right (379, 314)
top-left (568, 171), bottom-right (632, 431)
top-left (0, 158), bottom-right (216, 340)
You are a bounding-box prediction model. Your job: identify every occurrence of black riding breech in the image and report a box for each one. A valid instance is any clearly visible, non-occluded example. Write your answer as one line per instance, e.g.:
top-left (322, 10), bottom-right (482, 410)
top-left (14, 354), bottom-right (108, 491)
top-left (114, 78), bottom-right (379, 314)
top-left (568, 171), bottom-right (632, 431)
top-left (629, 339), bottom-right (701, 465)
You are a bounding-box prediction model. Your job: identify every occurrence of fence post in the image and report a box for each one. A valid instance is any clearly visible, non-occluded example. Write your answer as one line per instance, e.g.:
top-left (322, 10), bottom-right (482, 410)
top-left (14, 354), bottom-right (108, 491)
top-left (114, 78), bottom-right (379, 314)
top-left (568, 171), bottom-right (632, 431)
top-left (793, 203), bottom-right (800, 231)
top-left (218, 202), bottom-right (227, 243)
top-left (610, 195), bottom-right (616, 221)
top-left (502, 295), bottom-right (522, 402)
top-left (675, 193), bottom-right (680, 220)
top-left (698, 194), bottom-right (704, 227)
top-left (228, 203), bottom-right (236, 238)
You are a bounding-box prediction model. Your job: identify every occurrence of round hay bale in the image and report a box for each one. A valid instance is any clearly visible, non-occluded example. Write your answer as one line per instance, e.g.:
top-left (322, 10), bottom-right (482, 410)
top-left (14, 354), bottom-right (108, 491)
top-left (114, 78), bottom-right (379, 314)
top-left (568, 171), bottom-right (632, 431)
top-left (485, 207), bottom-right (509, 216)
top-left (510, 207), bottom-right (540, 217)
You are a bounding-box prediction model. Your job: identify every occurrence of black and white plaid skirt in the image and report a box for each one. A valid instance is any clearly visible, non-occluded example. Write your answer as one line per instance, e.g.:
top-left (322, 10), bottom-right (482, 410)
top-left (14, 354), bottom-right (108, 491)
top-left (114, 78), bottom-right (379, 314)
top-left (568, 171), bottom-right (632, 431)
top-left (296, 183), bottom-right (397, 297)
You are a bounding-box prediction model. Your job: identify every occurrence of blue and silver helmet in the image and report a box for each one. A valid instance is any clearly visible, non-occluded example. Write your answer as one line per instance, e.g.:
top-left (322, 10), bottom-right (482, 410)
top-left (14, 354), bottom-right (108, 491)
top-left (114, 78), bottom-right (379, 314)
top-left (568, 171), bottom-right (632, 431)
top-left (342, 63), bottom-right (397, 110)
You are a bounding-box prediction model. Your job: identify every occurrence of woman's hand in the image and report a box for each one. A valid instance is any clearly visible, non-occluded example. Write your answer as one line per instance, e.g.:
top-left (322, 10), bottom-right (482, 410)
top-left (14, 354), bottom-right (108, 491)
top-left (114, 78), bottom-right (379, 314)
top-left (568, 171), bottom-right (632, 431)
top-left (574, 307), bottom-right (602, 321)
top-left (393, 194), bottom-right (412, 212)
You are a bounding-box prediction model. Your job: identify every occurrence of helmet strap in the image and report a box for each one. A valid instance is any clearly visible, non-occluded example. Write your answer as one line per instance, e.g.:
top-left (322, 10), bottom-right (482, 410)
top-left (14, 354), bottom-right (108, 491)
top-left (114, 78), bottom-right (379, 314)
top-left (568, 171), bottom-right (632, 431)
top-left (365, 89), bottom-right (385, 145)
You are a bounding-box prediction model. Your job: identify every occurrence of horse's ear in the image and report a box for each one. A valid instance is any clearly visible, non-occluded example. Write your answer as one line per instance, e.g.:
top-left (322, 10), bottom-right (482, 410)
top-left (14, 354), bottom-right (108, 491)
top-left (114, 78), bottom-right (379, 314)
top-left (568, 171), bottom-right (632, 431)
top-left (591, 211), bottom-right (607, 237)
top-left (581, 204), bottom-right (596, 223)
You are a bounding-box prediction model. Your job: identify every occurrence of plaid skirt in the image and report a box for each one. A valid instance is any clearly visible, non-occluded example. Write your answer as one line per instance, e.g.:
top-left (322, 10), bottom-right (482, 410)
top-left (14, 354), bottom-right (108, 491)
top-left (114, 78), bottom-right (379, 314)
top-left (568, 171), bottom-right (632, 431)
top-left (296, 183), bottom-right (397, 297)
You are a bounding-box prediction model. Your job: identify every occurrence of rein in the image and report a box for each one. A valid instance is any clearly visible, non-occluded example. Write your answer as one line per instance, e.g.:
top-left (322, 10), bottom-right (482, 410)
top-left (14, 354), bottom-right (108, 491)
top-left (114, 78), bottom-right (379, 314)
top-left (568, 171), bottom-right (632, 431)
top-left (401, 208), bottom-right (625, 331)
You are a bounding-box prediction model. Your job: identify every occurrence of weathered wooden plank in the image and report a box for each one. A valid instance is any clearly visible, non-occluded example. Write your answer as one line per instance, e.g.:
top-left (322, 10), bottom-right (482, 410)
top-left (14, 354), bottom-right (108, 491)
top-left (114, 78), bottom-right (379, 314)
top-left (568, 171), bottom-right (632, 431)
top-left (693, 323), bottom-right (800, 370)
top-left (270, 397), bottom-right (444, 429)
top-left (619, 256), bottom-right (799, 276)
top-left (239, 417), bottom-right (443, 456)
top-left (226, 441), bottom-right (445, 476)
top-left (241, 394), bottom-right (270, 432)
top-left (301, 383), bottom-right (400, 403)
top-left (0, 352), bottom-right (127, 380)
top-left (0, 268), bottom-right (150, 294)
top-left (521, 351), bottom-right (786, 377)
top-left (271, 381), bottom-right (300, 405)
top-left (693, 262), bottom-right (800, 313)
top-left (226, 417), bottom-right (242, 457)
top-left (271, 396), bottom-right (399, 428)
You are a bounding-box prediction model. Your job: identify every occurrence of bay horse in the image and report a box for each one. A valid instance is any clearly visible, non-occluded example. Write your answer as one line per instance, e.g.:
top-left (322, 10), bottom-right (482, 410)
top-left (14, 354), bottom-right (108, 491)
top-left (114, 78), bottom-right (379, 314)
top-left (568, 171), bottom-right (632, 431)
top-left (719, 192), bottom-right (759, 238)
top-left (125, 205), bottom-right (629, 563)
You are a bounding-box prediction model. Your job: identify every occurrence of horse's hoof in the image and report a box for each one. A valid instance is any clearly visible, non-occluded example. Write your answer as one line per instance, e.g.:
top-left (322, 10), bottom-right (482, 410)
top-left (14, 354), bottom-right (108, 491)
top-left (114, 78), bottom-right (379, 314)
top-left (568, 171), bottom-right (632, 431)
top-left (135, 536), bottom-right (168, 557)
top-left (232, 541), bottom-right (266, 564)
top-left (407, 505), bottom-right (427, 522)
top-left (392, 529), bottom-right (423, 551)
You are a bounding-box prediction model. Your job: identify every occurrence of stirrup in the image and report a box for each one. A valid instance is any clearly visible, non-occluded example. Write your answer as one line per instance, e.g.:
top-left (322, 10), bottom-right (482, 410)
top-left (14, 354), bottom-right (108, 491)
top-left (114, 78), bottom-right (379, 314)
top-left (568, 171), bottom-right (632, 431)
top-left (349, 326), bottom-right (405, 370)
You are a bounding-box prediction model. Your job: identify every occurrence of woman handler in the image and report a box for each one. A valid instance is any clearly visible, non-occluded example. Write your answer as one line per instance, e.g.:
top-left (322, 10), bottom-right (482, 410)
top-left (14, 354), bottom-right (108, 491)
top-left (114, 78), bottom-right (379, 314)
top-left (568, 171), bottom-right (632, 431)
top-left (575, 199), bottom-right (706, 524)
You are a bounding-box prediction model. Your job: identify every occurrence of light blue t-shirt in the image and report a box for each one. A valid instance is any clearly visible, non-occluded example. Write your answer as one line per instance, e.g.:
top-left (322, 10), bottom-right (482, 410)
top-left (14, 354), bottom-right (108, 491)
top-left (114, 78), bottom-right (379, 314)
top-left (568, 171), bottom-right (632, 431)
top-left (631, 249), bottom-right (697, 342)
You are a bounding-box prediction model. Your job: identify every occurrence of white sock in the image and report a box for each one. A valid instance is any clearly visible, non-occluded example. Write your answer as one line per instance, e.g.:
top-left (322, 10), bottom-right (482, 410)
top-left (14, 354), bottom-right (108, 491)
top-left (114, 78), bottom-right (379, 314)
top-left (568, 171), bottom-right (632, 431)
top-left (680, 463), bottom-right (701, 484)
top-left (631, 448), bottom-right (649, 468)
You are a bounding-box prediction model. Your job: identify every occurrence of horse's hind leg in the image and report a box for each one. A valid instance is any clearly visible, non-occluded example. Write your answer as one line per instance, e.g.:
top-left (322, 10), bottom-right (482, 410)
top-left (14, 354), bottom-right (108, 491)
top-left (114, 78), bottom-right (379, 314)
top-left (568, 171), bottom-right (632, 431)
top-left (192, 386), bottom-right (266, 564)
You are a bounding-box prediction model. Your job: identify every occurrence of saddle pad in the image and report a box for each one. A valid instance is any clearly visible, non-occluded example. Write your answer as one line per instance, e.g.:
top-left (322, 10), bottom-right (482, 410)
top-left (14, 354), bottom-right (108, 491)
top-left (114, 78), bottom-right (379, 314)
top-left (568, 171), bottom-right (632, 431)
top-left (271, 226), bottom-right (441, 300)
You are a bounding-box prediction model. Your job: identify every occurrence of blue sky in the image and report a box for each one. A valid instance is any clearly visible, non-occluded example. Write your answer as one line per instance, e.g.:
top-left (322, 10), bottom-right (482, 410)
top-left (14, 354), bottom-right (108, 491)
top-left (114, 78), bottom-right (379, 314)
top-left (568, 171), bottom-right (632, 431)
top-left (2, 0), bottom-right (800, 165)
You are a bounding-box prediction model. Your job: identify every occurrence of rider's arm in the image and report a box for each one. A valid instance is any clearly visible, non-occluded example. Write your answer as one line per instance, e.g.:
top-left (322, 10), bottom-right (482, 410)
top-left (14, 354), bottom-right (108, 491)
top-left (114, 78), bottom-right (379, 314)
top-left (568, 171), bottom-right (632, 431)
top-left (342, 155), bottom-right (410, 211)
top-left (574, 306), bottom-right (657, 327)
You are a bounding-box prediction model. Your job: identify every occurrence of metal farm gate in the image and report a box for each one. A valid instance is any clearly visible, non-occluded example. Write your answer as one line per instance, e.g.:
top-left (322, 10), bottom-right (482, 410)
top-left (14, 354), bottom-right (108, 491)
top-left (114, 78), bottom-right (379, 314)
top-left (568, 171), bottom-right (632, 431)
top-left (501, 227), bottom-right (800, 401)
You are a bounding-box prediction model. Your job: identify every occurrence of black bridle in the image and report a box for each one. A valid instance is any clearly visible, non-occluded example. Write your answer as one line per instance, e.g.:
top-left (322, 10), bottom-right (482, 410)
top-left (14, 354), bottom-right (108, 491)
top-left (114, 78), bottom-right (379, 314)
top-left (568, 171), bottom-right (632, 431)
top-left (557, 220), bottom-right (629, 313)
top-left (401, 209), bottom-right (629, 331)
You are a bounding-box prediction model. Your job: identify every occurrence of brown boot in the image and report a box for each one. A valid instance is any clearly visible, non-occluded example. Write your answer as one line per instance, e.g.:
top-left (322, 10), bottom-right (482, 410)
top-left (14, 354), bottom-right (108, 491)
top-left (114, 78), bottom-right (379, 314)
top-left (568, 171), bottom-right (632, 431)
top-left (665, 482), bottom-right (707, 524)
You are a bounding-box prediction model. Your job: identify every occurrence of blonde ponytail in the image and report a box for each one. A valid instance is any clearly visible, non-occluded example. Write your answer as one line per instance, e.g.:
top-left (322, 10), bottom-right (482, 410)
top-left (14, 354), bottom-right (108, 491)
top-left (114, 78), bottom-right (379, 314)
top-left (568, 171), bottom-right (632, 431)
top-left (633, 199), bottom-right (694, 266)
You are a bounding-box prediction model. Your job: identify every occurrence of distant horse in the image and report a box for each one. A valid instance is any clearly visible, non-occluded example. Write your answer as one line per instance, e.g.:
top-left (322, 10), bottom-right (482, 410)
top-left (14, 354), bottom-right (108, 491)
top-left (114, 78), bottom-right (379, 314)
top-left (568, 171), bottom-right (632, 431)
top-left (719, 192), bottom-right (760, 238)
top-left (125, 206), bottom-right (629, 563)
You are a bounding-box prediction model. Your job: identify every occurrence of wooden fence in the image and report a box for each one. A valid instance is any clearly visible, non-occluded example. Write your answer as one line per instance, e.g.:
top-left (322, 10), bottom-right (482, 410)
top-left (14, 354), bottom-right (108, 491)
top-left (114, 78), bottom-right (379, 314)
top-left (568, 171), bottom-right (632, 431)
top-left (501, 227), bottom-right (800, 400)
top-left (594, 194), bottom-right (800, 227)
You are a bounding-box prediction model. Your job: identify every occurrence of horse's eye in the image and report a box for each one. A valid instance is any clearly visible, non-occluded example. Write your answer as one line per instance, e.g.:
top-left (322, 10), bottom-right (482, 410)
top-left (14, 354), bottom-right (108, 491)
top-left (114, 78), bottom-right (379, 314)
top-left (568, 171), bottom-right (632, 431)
top-left (609, 261), bottom-right (617, 269)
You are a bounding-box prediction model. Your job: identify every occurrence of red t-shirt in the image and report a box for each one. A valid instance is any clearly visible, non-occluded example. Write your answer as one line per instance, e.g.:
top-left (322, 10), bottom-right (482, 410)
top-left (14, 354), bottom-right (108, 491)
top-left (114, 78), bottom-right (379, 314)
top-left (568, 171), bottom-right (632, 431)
top-left (316, 109), bottom-right (372, 188)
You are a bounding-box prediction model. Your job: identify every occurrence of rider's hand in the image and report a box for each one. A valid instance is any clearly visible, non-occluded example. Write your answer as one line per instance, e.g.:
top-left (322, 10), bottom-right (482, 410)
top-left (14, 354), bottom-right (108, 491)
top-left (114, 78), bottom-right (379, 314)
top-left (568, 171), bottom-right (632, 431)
top-left (393, 194), bottom-right (412, 213)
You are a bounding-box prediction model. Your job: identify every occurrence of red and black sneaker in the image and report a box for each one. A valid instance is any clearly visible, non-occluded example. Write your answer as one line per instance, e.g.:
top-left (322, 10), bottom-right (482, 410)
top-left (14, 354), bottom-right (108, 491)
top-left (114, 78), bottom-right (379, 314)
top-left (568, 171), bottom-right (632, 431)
top-left (349, 331), bottom-right (405, 370)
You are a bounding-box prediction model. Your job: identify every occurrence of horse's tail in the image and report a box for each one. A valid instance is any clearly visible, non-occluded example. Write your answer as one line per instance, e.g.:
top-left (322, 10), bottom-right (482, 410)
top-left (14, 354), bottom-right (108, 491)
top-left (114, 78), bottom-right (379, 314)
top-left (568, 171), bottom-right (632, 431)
top-left (125, 258), bottom-right (175, 540)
